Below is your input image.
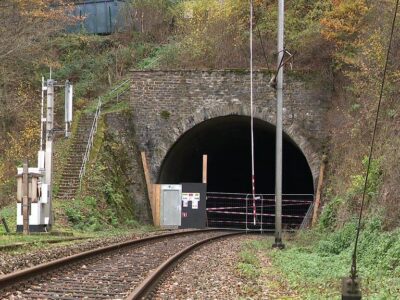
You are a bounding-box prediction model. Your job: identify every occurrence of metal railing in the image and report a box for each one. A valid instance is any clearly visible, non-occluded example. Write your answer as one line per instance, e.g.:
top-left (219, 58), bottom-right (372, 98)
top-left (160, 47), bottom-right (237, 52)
top-left (101, 78), bottom-right (131, 105)
top-left (79, 97), bottom-right (101, 188)
top-left (78, 79), bottom-right (131, 188)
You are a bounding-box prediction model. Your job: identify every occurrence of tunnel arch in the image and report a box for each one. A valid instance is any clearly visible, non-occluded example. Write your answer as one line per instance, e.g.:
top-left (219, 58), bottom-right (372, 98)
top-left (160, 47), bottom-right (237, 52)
top-left (152, 103), bottom-right (320, 191)
top-left (158, 115), bottom-right (314, 195)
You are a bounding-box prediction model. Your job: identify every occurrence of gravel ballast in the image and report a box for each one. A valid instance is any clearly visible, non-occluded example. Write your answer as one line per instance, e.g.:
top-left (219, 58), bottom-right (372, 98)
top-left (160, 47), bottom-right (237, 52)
top-left (154, 235), bottom-right (259, 299)
top-left (153, 234), bottom-right (299, 299)
top-left (0, 229), bottom-right (187, 276)
top-left (1, 232), bottom-right (299, 299)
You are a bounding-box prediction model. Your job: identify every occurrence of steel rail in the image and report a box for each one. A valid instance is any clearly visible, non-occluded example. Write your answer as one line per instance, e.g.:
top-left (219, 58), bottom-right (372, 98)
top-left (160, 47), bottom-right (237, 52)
top-left (0, 229), bottom-right (224, 292)
top-left (126, 231), bottom-right (242, 300)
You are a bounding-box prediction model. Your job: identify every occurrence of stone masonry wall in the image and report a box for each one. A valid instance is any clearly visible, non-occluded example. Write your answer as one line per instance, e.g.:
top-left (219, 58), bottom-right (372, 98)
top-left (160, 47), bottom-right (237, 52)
top-left (130, 70), bottom-right (330, 188)
top-left (104, 111), bottom-right (152, 223)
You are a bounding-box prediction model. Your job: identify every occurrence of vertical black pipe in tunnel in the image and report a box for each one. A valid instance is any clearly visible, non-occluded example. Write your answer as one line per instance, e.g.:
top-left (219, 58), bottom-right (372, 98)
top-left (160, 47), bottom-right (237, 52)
top-left (158, 116), bottom-right (314, 228)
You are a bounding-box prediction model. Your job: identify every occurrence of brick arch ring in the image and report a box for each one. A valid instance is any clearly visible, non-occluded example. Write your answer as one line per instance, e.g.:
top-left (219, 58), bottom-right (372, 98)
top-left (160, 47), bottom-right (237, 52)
top-left (153, 102), bottom-right (321, 191)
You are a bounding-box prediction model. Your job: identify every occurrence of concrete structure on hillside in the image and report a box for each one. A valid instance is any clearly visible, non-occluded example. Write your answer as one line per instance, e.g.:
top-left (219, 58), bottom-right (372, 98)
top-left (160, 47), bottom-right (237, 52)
top-left (68, 0), bottom-right (127, 34)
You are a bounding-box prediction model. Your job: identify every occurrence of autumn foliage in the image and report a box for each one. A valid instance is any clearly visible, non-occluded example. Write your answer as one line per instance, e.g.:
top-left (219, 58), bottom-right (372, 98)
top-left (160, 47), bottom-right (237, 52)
top-left (0, 0), bottom-right (76, 204)
top-left (320, 0), bottom-right (369, 46)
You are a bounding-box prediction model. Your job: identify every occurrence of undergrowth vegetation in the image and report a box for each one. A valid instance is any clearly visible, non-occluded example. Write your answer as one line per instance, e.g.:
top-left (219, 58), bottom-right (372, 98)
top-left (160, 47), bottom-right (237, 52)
top-left (57, 195), bottom-right (140, 232)
top-left (237, 249), bottom-right (261, 279)
top-left (242, 152), bottom-right (397, 298)
top-left (267, 217), bottom-right (400, 299)
top-left (258, 153), bottom-right (395, 298)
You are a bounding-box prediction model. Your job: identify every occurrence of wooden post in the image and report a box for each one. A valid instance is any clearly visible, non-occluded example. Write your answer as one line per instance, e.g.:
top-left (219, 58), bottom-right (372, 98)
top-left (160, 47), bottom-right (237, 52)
top-left (312, 155), bottom-right (327, 227)
top-left (202, 154), bottom-right (208, 184)
top-left (141, 152), bottom-right (157, 226)
top-left (22, 159), bottom-right (29, 235)
top-left (152, 184), bottom-right (161, 227)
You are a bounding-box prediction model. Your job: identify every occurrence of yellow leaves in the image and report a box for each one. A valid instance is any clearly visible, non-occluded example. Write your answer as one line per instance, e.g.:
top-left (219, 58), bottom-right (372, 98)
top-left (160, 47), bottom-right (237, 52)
top-left (14, 0), bottom-right (72, 23)
top-left (390, 70), bottom-right (400, 83)
top-left (0, 115), bottom-right (39, 190)
top-left (359, 31), bottom-right (386, 67)
top-left (40, 57), bottom-right (62, 70)
top-left (321, 0), bottom-right (369, 45)
top-left (181, 0), bottom-right (252, 24)
top-left (174, 0), bottom-right (274, 68)
top-left (0, 160), bottom-right (6, 187)
top-left (5, 117), bottom-right (40, 164)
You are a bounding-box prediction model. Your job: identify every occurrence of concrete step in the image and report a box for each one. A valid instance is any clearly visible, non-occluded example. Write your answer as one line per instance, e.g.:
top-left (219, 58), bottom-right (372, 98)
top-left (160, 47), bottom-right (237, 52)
top-left (65, 159), bottom-right (84, 163)
top-left (59, 183), bottom-right (79, 187)
top-left (61, 167), bottom-right (83, 172)
top-left (56, 113), bottom-right (97, 200)
top-left (59, 178), bottom-right (80, 183)
top-left (58, 191), bottom-right (78, 195)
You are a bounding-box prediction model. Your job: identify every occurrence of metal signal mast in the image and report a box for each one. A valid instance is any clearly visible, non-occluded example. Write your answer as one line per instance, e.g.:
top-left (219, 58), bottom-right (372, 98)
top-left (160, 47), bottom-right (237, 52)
top-left (16, 76), bottom-right (73, 233)
top-left (273, 0), bottom-right (285, 249)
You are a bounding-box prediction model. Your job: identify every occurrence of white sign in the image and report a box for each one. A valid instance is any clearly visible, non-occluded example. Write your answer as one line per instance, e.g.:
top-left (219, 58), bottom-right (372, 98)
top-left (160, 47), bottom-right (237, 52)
top-left (192, 200), bottom-right (199, 209)
top-left (182, 193), bottom-right (200, 201)
top-left (182, 193), bottom-right (200, 209)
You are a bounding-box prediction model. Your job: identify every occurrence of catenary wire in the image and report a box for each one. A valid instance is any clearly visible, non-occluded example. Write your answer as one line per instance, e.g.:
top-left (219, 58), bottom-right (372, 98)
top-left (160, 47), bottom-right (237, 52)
top-left (350, 0), bottom-right (399, 280)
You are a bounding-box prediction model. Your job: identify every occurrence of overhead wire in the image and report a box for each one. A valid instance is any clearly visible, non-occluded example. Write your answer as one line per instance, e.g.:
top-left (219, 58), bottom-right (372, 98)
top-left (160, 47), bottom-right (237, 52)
top-left (251, 1), bottom-right (271, 71)
top-left (350, 0), bottom-right (399, 280)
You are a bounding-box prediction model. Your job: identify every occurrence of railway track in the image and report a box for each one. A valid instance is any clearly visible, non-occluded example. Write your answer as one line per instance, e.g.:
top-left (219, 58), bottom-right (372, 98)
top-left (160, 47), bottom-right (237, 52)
top-left (0, 229), bottom-right (240, 299)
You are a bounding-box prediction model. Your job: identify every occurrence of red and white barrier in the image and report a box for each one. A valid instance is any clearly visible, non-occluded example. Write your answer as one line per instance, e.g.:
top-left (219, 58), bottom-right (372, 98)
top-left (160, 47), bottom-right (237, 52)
top-left (207, 210), bottom-right (305, 218)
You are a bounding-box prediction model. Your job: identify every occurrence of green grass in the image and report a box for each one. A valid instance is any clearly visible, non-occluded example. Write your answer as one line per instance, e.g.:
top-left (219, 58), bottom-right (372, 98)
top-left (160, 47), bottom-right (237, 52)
top-left (0, 227), bottom-right (159, 256)
top-left (0, 200), bottom-right (155, 245)
top-left (84, 78), bottom-right (131, 114)
top-left (262, 218), bottom-right (400, 299)
top-left (237, 238), bottom-right (274, 280)
top-left (0, 235), bottom-right (77, 246)
top-left (0, 205), bottom-right (16, 234)
top-left (237, 250), bottom-right (261, 278)
top-left (102, 100), bottom-right (130, 114)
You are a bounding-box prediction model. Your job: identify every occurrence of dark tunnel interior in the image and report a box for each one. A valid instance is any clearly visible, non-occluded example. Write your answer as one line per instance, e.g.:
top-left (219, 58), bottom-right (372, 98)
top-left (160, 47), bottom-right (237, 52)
top-left (158, 116), bottom-right (314, 229)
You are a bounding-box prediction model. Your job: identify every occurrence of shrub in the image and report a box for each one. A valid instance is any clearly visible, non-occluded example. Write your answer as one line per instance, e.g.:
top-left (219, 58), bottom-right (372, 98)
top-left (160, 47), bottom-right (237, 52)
top-left (316, 220), bottom-right (356, 255)
top-left (318, 196), bottom-right (343, 230)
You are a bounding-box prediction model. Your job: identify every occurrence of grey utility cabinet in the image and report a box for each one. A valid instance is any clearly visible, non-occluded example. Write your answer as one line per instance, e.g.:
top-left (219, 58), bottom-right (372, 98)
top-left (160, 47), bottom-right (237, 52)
top-left (160, 185), bottom-right (182, 228)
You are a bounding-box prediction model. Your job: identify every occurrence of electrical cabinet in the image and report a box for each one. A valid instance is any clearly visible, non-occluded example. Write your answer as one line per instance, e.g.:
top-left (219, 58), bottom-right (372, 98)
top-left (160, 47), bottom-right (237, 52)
top-left (180, 183), bottom-right (207, 229)
top-left (160, 185), bottom-right (182, 228)
top-left (16, 167), bottom-right (48, 232)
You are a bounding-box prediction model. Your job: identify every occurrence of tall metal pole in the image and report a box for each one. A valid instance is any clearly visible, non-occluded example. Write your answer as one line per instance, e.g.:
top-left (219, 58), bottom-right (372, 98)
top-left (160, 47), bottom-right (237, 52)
top-left (45, 79), bottom-right (54, 230)
top-left (40, 77), bottom-right (45, 151)
top-left (250, 0), bottom-right (257, 227)
top-left (273, 0), bottom-right (285, 249)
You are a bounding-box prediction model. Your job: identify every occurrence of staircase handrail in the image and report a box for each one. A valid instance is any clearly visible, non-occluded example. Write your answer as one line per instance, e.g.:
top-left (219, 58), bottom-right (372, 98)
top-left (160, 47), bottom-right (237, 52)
top-left (79, 97), bottom-right (101, 188)
top-left (78, 78), bottom-right (131, 189)
top-left (95, 78), bottom-right (131, 108)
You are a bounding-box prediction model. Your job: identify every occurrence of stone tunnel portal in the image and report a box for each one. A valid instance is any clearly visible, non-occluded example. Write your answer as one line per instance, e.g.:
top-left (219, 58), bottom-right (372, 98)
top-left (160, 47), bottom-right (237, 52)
top-left (158, 116), bottom-right (314, 229)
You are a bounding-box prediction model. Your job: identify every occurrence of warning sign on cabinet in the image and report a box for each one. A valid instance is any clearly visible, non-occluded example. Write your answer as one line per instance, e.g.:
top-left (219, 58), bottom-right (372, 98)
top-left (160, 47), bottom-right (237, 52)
top-left (182, 193), bottom-right (200, 201)
top-left (182, 193), bottom-right (200, 209)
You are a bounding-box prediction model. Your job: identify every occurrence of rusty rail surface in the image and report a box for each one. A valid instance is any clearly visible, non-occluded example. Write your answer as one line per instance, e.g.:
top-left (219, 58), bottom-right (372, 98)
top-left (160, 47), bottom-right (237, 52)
top-left (0, 229), bottom-right (239, 299)
top-left (126, 231), bottom-right (241, 300)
